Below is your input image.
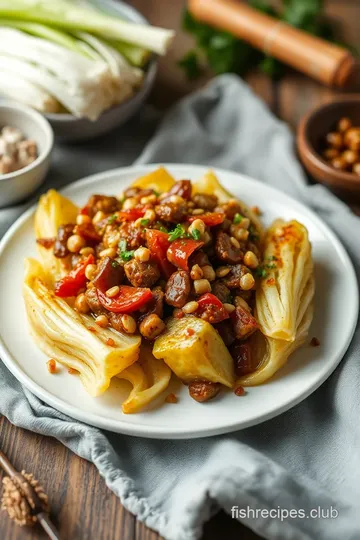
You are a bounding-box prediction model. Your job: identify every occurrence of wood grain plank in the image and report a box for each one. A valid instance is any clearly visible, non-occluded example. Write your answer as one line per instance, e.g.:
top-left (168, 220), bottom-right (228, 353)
top-left (0, 417), bottom-right (135, 540)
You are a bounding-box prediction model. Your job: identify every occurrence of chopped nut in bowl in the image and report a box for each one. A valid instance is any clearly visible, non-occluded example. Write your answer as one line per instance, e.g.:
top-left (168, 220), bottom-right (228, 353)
top-left (0, 101), bottom-right (53, 208)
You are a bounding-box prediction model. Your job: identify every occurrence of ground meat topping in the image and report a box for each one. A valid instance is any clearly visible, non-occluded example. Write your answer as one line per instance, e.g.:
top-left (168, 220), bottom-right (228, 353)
top-left (124, 259), bottom-right (160, 288)
top-left (155, 201), bottom-right (187, 223)
top-left (192, 193), bottom-right (218, 211)
top-left (188, 381), bottom-right (221, 402)
top-left (215, 231), bottom-right (243, 264)
top-left (165, 270), bottom-right (191, 308)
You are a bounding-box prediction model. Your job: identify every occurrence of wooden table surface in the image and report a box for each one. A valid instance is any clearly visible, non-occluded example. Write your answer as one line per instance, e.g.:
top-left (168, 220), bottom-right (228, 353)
top-left (1, 1), bottom-right (359, 539)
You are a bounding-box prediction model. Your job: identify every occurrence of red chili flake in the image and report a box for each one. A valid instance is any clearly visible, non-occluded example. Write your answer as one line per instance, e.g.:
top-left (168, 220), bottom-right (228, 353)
top-left (68, 368), bottom-right (79, 375)
top-left (173, 309), bottom-right (184, 319)
top-left (106, 338), bottom-right (115, 347)
top-left (186, 328), bottom-right (195, 337)
top-left (251, 206), bottom-right (262, 216)
top-left (266, 278), bottom-right (275, 285)
top-left (310, 337), bottom-right (320, 347)
top-left (234, 386), bottom-right (245, 396)
top-left (165, 393), bottom-right (178, 404)
top-left (47, 359), bottom-right (57, 374)
top-left (88, 327), bottom-right (96, 333)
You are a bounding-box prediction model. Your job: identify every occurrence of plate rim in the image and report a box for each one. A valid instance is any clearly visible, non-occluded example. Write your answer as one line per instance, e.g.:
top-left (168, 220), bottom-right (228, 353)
top-left (0, 163), bottom-right (358, 439)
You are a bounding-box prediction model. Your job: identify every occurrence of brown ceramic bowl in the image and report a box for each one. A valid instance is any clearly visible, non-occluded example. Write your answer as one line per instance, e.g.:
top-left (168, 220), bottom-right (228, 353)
top-left (297, 95), bottom-right (360, 201)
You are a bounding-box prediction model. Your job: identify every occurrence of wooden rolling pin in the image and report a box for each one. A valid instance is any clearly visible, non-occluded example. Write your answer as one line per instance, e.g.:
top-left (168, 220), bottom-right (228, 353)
top-left (189, 0), bottom-right (360, 88)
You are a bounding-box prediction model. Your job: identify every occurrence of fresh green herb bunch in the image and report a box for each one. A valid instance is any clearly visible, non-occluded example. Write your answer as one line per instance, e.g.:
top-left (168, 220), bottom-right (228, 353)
top-left (179, 0), bottom-right (352, 80)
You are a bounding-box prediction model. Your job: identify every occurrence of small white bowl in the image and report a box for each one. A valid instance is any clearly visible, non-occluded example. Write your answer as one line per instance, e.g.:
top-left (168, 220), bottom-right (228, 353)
top-left (0, 101), bottom-right (54, 208)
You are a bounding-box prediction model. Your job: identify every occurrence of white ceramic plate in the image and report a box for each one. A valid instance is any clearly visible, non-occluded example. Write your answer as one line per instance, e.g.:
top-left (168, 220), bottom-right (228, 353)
top-left (0, 165), bottom-right (358, 439)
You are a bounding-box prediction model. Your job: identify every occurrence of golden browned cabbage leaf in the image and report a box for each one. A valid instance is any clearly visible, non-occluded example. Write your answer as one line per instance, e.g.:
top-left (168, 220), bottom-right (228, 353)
top-left (23, 258), bottom-right (141, 397)
top-left (256, 219), bottom-right (314, 342)
top-left (118, 344), bottom-right (171, 414)
top-left (35, 189), bottom-right (78, 284)
top-left (153, 316), bottom-right (235, 387)
top-left (238, 280), bottom-right (314, 386)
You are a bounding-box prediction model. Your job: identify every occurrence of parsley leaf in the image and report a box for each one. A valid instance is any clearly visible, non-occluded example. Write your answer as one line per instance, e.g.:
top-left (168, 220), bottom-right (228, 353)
top-left (255, 267), bottom-right (268, 278)
top-left (152, 189), bottom-right (160, 197)
top-left (168, 224), bottom-right (187, 242)
top-left (233, 213), bottom-right (244, 224)
top-left (178, 50), bottom-right (202, 80)
top-left (118, 239), bottom-right (134, 261)
top-left (191, 228), bottom-right (201, 240)
top-left (108, 214), bottom-right (118, 224)
top-left (140, 218), bottom-right (150, 227)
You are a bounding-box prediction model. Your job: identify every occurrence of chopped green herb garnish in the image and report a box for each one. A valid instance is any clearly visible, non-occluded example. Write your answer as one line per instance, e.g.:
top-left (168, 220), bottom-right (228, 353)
top-left (168, 224), bottom-right (187, 242)
top-left (191, 228), bottom-right (201, 240)
top-left (265, 263), bottom-right (277, 270)
top-left (140, 218), bottom-right (150, 227)
top-left (111, 260), bottom-right (120, 268)
top-left (249, 225), bottom-right (259, 242)
top-left (255, 267), bottom-right (268, 279)
top-left (267, 255), bottom-right (278, 261)
top-left (233, 213), bottom-right (244, 224)
top-left (157, 225), bottom-right (168, 233)
top-left (118, 239), bottom-right (134, 261)
top-left (152, 189), bottom-right (160, 197)
top-left (108, 214), bottom-right (118, 224)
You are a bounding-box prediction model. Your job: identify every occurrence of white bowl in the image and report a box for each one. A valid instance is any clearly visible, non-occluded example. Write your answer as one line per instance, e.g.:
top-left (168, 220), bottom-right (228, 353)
top-left (0, 101), bottom-right (54, 208)
top-left (45, 0), bottom-right (158, 142)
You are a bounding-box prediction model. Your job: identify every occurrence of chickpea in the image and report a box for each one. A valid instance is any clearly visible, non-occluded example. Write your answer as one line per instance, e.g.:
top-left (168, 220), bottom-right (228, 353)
top-left (325, 132), bottom-right (342, 148)
top-left (85, 263), bottom-right (97, 281)
top-left (201, 265), bottom-right (216, 281)
top-left (193, 279), bottom-right (212, 295)
top-left (76, 214), bottom-right (91, 225)
top-left (323, 148), bottom-right (339, 161)
top-left (240, 273), bottom-right (255, 291)
top-left (80, 247), bottom-right (95, 256)
top-left (331, 156), bottom-right (347, 171)
top-left (106, 286), bottom-right (120, 298)
top-left (182, 301), bottom-right (199, 314)
top-left (139, 314), bottom-right (166, 340)
top-left (216, 266), bottom-right (231, 278)
top-left (344, 128), bottom-right (360, 147)
top-left (134, 246), bottom-right (151, 262)
top-left (342, 149), bottom-right (358, 165)
top-left (75, 293), bottom-right (90, 313)
top-left (223, 303), bottom-right (236, 313)
top-left (349, 138), bottom-right (360, 152)
top-left (95, 315), bottom-right (109, 328)
top-left (192, 208), bottom-right (205, 215)
top-left (122, 197), bottom-right (137, 210)
top-left (92, 211), bottom-right (105, 224)
top-left (141, 194), bottom-right (157, 205)
top-left (106, 230), bottom-right (121, 248)
top-left (338, 117), bottom-right (351, 133)
top-left (67, 234), bottom-right (86, 253)
top-left (99, 247), bottom-right (117, 258)
top-left (121, 314), bottom-right (137, 334)
top-left (188, 218), bottom-right (206, 236)
top-left (230, 237), bottom-right (241, 249)
top-left (190, 264), bottom-right (203, 280)
top-left (244, 251), bottom-right (259, 269)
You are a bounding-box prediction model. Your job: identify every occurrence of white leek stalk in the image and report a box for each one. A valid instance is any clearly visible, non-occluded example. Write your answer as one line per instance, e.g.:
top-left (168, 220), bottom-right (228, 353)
top-left (0, 70), bottom-right (60, 113)
top-left (0, 0), bottom-right (175, 55)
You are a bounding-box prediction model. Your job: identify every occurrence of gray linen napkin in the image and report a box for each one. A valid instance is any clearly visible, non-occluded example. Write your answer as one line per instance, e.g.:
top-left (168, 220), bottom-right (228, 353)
top-left (1, 75), bottom-right (360, 540)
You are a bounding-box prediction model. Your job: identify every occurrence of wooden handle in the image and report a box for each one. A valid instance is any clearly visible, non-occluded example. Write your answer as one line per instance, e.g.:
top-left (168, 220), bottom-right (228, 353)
top-left (189, 0), bottom-right (359, 88)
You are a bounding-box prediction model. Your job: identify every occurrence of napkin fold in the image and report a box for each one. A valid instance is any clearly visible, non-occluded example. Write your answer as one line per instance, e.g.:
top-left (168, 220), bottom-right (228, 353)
top-left (1, 75), bottom-right (360, 540)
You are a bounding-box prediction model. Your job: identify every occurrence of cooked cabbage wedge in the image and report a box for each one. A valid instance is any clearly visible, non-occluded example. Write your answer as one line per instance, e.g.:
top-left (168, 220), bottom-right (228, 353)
top-left (24, 258), bottom-right (141, 397)
top-left (119, 344), bottom-right (171, 414)
top-left (35, 189), bottom-right (78, 284)
top-left (256, 219), bottom-right (314, 342)
top-left (192, 170), bottom-right (264, 237)
top-left (238, 282), bottom-right (314, 386)
top-left (131, 166), bottom-right (175, 193)
top-left (153, 316), bottom-right (235, 387)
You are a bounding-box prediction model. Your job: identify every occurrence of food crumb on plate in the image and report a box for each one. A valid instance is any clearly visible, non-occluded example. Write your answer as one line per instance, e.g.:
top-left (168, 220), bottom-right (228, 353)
top-left (165, 393), bottom-right (178, 403)
top-left (47, 359), bottom-right (57, 374)
top-left (234, 385), bottom-right (246, 396)
top-left (310, 337), bottom-right (320, 347)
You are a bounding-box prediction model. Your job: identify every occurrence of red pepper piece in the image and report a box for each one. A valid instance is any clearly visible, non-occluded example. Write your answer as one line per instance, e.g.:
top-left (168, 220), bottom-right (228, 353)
top-left (97, 286), bottom-right (153, 314)
top-left (188, 212), bottom-right (225, 227)
top-left (167, 238), bottom-right (204, 271)
top-left (54, 254), bottom-right (95, 298)
top-left (116, 207), bottom-right (146, 222)
top-left (195, 293), bottom-right (230, 324)
top-left (146, 229), bottom-right (176, 278)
